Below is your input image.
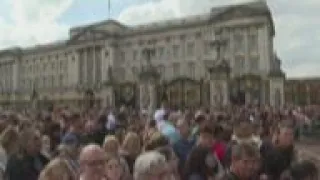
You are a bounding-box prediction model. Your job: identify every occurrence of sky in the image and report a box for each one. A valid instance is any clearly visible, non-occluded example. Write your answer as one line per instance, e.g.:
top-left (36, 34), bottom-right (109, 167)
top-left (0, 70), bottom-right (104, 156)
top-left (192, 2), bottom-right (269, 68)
top-left (0, 0), bottom-right (319, 78)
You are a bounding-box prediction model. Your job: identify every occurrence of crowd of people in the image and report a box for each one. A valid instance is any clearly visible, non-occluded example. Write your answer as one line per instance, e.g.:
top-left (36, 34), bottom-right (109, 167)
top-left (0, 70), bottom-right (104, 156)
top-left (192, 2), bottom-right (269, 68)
top-left (0, 103), bottom-right (318, 180)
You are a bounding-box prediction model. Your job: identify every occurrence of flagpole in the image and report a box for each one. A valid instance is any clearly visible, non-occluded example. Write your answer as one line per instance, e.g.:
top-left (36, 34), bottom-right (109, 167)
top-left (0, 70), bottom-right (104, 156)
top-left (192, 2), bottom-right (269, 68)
top-left (108, 0), bottom-right (111, 19)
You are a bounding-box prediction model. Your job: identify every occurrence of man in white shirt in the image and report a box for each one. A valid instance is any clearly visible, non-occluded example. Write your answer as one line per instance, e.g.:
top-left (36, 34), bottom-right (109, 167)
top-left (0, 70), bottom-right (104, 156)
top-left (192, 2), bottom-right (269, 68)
top-left (106, 111), bottom-right (116, 133)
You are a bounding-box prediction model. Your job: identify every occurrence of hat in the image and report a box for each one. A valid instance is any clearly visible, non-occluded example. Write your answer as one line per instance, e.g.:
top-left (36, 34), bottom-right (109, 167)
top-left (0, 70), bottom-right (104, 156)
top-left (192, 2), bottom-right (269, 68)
top-left (61, 133), bottom-right (80, 147)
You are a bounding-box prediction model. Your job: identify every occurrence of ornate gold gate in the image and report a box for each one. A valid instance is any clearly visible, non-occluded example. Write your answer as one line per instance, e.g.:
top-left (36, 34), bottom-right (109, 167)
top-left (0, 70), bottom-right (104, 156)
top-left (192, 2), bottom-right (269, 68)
top-left (164, 78), bottom-right (201, 108)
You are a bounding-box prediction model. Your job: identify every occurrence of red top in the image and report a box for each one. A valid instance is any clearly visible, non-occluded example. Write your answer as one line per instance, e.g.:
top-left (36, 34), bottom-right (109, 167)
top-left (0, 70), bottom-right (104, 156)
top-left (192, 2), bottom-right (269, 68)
top-left (212, 141), bottom-right (226, 161)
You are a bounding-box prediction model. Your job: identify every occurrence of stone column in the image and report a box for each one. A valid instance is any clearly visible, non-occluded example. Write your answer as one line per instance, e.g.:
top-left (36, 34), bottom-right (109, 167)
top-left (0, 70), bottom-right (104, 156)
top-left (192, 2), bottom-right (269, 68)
top-left (148, 83), bottom-right (156, 115)
top-left (221, 80), bottom-right (229, 106)
top-left (244, 29), bottom-right (249, 74)
top-left (92, 46), bottom-right (96, 83)
top-left (139, 83), bottom-right (147, 111)
top-left (103, 86), bottom-right (114, 108)
top-left (245, 91), bottom-right (251, 105)
top-left (108, 87), bottom-right (114, 107)
top-left (210, 80), bottom-right (216, 107)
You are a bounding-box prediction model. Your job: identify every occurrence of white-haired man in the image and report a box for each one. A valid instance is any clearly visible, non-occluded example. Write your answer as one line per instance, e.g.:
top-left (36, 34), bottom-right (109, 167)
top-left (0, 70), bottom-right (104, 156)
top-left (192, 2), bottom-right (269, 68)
top-left (134, 151), bottom-right (171, 180)
top-left (79, 144), bottom-right (107, 180)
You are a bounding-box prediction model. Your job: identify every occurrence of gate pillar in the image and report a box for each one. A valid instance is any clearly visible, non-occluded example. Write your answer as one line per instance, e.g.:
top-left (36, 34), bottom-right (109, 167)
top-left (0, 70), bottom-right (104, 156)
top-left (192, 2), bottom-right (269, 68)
top-left (208, 60), bottom-right (230, 107)
top-left (138, 65), bottom-right (160, 115)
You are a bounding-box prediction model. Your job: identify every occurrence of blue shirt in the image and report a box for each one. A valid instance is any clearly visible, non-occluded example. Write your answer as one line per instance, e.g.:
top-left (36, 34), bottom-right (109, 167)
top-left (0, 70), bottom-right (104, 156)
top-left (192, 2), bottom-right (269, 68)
top-left (173, 137), bottom-right (195, 172)
top-left (159, 121), bottom-right (180, 144)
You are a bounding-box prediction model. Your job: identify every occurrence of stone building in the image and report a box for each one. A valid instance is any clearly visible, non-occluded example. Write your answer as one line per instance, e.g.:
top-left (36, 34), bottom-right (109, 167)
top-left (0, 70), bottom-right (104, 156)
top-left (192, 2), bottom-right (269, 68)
top-left (285, 78), bottom-right (320, 105)
top-left (0, 1), bottom-right (285, 110)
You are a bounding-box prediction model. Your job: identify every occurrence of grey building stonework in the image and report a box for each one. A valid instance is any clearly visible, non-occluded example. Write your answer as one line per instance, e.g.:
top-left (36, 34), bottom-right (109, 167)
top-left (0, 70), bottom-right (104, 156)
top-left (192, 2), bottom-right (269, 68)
top-left (0, 1), bottom-right (285, 109)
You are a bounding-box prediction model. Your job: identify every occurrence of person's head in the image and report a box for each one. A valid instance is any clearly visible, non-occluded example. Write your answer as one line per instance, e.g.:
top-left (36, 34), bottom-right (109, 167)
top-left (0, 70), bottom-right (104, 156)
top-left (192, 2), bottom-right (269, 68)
top-left (273, 123), bottom-right (294, 148)
top-left (39, 158), bottom-right (76, 180)
top-left (0, 126), bottom-right (19, 155)
top-left (198, 124), bottom-right (214, 147)
top-left (68, 113), bottom-right (83, 133)
top-left (103, 135), bottom-right (120, 156)
top-left (42, 135), bottom-right (51, 153)
top-left (233, 121), bottom-right (253, 140)
top-left (105, 155), bottom-right (123, 180)
top-left (122, 132), bottom-right (141, 156)
top-left (230, 143), bottom-right (260, 179)
top-left (194, 110), bottom-right (206, 125)
top-left (134, 151), bottom-right (169, 180)
top-left (163, 112), bottom-right (169, 122)
top-left (145, 132), bottom-right (169, 151)
top-left (61, 133), bottom-right (81, 158)
top-left (176, 117), bottom-right (190, 138)
top-left (156, 147), bottom-right (178, 175)
top-left (79, 144), bottom-right (106, 179)
top-left (168, 112), bottom-right (180, 125)
top-left (19, 127), bottom-right (42, 156)
top-left (184, 146), bottom-right (219, 178)
top-left (147, 120), bottom-right (156, 129)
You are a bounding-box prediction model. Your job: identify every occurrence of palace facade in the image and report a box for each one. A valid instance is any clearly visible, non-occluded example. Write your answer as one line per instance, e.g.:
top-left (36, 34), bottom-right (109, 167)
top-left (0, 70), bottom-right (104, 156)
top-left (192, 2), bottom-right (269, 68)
top-left (285, 78), bottom-right (320, 105)
top-left (0, 1), bottom-right (285, 110)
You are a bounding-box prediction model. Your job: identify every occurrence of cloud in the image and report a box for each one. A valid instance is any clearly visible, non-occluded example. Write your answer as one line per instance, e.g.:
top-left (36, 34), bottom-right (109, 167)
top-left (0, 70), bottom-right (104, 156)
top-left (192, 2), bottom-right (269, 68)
top-left (118, 0), bottom-right (320, 77)
top-left (118, 0), bottom-right (249, 25)
top-left (286, 62), bottom-right (320, 78)
top-left (0, 0), bottom-right (73, 49)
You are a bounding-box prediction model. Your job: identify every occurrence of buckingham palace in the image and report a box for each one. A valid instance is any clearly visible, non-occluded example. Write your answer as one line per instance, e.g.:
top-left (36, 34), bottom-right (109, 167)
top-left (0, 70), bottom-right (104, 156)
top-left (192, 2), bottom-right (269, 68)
top-left (0, 1), bottom-right (285, 110)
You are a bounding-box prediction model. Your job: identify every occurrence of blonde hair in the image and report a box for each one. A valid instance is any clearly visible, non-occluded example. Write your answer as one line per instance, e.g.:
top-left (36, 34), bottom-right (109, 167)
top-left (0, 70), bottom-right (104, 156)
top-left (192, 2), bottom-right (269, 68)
top-left (17, 127), bottom-right (40, 157)
top-left (103, 135), bottom-right (120, 155)
top-left (0, 126), bottom-right (19, 155)
top-left (122, 132), bottom-right (141, 156)
top-left (39, 158), bottom-right (76, 180)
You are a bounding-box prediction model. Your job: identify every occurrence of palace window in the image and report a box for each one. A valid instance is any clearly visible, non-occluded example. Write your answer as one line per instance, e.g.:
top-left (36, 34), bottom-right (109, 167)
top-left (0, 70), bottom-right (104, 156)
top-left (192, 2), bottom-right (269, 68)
top-left (188, 62), bottom-right (195, 79)
top-left (187, 42), bottom-right (195, 57)
top-left (51, 76), bottom-right (54, 87)
top-left (158, 65), bottom-right (165, 76)
top-left (43, 77), bottom-right (46, 88)
top-left (248, 33), bottom-right (258, 53)
top-left (131, 66), bottom-right (138, 76)
top-left (133, 50), bottom-right (138, 61)
top-left (249, 57), bottom-right (259, 73)
top-left (173, 63), bottom-right (180, 77)
top-left (234, 33), bottom-right (244, 54)
top-left (116, 67), bottom-right (125, 81)
top-left (158, 47), bottom-right (165, 60)
top-left (120, 51), bottom-right (125, 63)
top-left (234, 56), bottom-right (245, 73)
top-left (59, 75), bottom-right (63, 86)
top-left (172, 45), bottom-right (180, 59)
